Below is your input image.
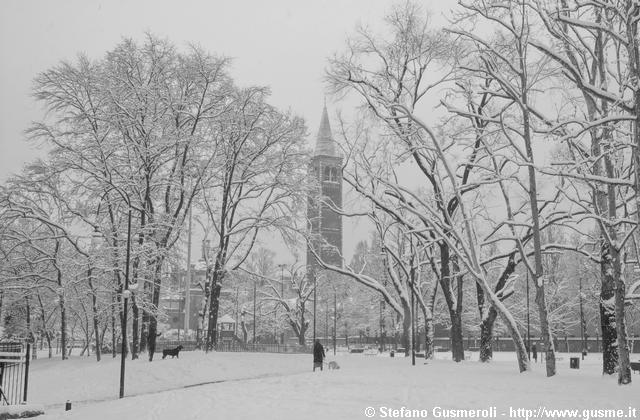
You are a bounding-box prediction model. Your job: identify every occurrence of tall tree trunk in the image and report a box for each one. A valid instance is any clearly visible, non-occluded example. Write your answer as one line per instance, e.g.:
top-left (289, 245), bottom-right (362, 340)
top-left (622, 10), bottom-right (640, 383)
top-left (476, 280), bottom-right (491, 362)
top-left (401, 301), bottom-right (411, 357)
top-left (36, 294), bottom-right (52, 358)
top-left (423, 307), bottom-right (434, 359)
top-left (424, 322), bottom-right (433, 359)
top-left (450, 310), bottom-right (464, 362)
top-left (205, 253), bottom-right (225, 351)
top-left (424, 261), bottom-right (439, 360)
top-left (514, 16), bottom-right (556, 375)
top-left (87, 267), bottom-right (101, 362)
top-left (59, 294), bottom-right (67, 360)
top-left (131, 209), bottom-right (147, 358)
top-left (588, 12), bottom-right (619, 374)
top-left (522, 106), bottom-right (555, 377)
top-left (147, 259), bottom-right (164, 361)
top-left (479, 311), bottom-right (495, 362)
top-left (298, 304), bottom-right (307, 346)
top-left (600, 241), bottom-right (618, 374)
top-left (446, 254), bottom-right (464, 362)
top-left (131, 296), bottom-right (140, 359)
top-left (206, 282), bottom-right (222, 350)
top-left (46, 332), bottom-right (53, 359)
top-left (111, 291), bottom-right (117, 358)
top-left (477, 255), bottom-right (517, 362)
top-left (297, 314), bottom-right (307, 346)
top-left (611, 244), bottom-right (631, 384)
top-left (140, 311), bottom-right (148, 354)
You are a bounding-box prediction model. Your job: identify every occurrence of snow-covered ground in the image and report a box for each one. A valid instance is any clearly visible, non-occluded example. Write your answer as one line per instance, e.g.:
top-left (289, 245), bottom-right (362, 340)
top-left (27, 350), bottom-right (639, 420)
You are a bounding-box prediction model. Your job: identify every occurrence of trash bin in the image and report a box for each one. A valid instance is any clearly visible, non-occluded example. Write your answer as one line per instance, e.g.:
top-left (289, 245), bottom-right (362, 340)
top-left (570, 357), bottom-right (580, 369)
top-left (390, 350), bottom-right (395, 358)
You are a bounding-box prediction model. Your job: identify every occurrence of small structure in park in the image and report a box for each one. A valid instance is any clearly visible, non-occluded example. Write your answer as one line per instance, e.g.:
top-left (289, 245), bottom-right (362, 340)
top-left (217, 315), bottom-right (239, 344)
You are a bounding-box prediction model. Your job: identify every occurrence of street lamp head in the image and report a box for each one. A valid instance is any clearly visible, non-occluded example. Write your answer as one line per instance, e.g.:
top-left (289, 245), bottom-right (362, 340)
top-left (123, 289), bottom-right (132, 299)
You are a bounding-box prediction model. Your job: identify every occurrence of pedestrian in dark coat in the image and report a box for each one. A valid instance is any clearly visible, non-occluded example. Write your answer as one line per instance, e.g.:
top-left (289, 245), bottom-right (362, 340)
top-left (532, 344), bottom-right (538, 363)
top-left (313, 340), bottom-right (325, 371)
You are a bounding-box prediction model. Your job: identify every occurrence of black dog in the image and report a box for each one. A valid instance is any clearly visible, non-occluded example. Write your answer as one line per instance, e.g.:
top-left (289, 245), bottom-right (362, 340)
top-left (162, 345), bottom-right (183, 359)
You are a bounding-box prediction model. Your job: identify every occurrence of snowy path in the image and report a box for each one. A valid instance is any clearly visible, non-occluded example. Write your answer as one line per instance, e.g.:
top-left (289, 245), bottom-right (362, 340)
top-left (30, 351), bottom-right (638, 420)
top-left (29, 351), bottom-right (310, 408)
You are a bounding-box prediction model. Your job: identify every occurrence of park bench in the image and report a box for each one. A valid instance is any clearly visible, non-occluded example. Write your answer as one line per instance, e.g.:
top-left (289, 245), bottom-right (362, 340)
top-left (349, 348), bottom-right (365, 354)
top-left (364, 349), bottom-right (379, 356)
top-left (630, 361), bottom-right (640, 374)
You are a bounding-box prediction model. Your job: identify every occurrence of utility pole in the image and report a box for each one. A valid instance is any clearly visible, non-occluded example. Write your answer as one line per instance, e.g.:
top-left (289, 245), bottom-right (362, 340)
top-left (333, 291), bottom-right (337, 355)
top-left (235, 287), bottom-right (239, 336)
top-left (325, 299), bottom-right (329, 347)
top-left (278, 264), bottom-right (285, 345)
top-left (253, 279), bottom-right (257, 344)
top-left (184, 207), bottom-right (192, 334)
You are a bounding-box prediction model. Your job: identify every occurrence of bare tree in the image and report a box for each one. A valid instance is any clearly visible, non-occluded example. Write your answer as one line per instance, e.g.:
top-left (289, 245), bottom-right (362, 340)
top-left (197, 86), bottom-right (308, 351)
top-left (527, 0), bottom-right (638, 383)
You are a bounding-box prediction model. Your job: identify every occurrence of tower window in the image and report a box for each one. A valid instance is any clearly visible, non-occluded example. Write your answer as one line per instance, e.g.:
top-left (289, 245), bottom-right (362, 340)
top-left (323, 167), bottom-right (339, 183)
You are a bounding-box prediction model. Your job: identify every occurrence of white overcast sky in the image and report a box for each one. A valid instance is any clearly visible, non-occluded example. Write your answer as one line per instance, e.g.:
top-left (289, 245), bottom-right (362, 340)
top-left (0, 0), bottom-right (454, 180)
top-left (0, 0), bottom-right (456, 263)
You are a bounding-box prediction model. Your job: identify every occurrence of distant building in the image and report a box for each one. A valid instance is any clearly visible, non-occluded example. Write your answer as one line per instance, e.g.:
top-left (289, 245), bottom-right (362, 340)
top-left (160, 262), bottom-right (207, 331)
top-left (306, 105), bottom-right (343, 273)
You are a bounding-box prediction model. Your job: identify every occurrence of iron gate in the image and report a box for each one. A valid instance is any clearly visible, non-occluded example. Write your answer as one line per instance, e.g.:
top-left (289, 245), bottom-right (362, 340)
top-left (0, 342), bottom-right (30, 405)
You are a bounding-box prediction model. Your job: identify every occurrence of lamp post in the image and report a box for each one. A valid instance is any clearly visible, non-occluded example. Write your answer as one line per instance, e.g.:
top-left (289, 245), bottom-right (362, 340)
top-left (379, 300), bottom-right (385, 352)
top-left (119, 207), bottom-right (132, 399)
top-left (313, 272), bottom-right (317, 345)
top-left (277, 264), bottom-right (286, 345)
top-left (325, 299), bottom-right (329, 347)
top-left (253, 278), bottom-right (257, 344)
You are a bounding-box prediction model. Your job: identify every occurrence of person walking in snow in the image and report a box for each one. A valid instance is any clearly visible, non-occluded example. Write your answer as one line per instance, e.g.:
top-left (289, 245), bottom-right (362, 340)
top-left (313, 340), bottom-right (326, 371)
top-left (532, 343), bottom-right (538, 363)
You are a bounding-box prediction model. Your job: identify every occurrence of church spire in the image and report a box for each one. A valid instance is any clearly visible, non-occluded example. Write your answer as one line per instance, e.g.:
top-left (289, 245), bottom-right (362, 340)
top-left (314, 105), bottom-right (339, 158)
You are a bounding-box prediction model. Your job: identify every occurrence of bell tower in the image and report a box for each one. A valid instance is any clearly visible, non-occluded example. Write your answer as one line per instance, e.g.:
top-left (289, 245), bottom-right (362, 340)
top-left (307, 105), bottom-right (343, 272)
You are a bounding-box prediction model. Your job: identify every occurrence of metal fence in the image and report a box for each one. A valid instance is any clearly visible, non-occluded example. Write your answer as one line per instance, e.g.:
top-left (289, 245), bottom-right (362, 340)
top-left (154, 340), bottom-right (312, 354)
top-left (154, 340), bottom-right (199, 353)
top-left (0, 342), bottom-right (30, 405)
top-left (156, 336), bottom-right (640, 355)
top-left (215, 342), bottom-right (311, 354)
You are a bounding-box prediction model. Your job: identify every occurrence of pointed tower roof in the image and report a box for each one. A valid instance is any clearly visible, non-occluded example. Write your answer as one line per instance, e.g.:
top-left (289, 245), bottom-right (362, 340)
top-left (314, 105), bottom-right (340, 158)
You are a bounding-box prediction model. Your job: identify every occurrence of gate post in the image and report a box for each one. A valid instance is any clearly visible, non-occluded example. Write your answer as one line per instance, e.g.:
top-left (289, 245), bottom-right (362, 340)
top-left (23, 343), bottom-right (30, 403)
